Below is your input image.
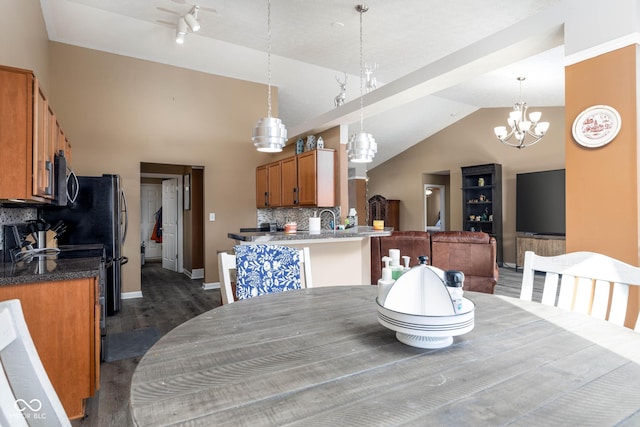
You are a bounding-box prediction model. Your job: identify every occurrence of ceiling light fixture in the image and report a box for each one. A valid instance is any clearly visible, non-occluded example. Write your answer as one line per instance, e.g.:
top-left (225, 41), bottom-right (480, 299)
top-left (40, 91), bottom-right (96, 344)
top-left (494, 77), bottom-right (550, 149)
top-left (347, 4), bottom-right (377, 163)
top-left (184, 6), bottom-right (200, 32)
top-left (175, 17), bottom-right (187, 44)
top-left (252, 0), bottom-right (288, 152)
top-left (175, 6), bottom-right (200, 44)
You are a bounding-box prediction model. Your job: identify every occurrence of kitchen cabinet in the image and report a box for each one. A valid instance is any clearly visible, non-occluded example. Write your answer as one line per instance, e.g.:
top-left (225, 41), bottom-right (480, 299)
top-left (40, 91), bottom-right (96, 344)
top-left (281, 156), bottom-right (298, 206)
top-left (0, 277), bottom-right (100, 419)
top-left (33, 93), bottom-right (56, 199)
top-left (256, 148), bottom-right (335, 208)
top-left (55, 117), bottom-right (72, 164)
top-left (255, 161), bottom-right (282, 208)
top-left (256, 165), bottom-right (268, 207)
top-left (267, 161), bottom-right (282, 207)
top-left (461, 163), bottom-right (503, 265)
top-left (0, 65), bottom-right (68, 202)
top-left (297, 149), bottom-right (335, 207)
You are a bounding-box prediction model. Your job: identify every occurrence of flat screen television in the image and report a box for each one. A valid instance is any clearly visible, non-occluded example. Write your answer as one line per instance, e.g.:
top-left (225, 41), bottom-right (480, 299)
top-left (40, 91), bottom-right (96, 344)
top-left (516, 169), bottom-right (565, 236)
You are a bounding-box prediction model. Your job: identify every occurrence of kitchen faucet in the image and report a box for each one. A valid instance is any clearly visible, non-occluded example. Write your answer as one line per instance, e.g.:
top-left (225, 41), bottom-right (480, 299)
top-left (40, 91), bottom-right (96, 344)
top-left (319, 209), bottom-right (337, 230)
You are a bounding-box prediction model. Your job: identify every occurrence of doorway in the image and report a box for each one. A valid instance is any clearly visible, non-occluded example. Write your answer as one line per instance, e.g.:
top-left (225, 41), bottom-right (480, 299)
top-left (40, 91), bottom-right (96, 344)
top-left (424, 184), bottom-right (446, 231)
top-left (140, 173), bottom-right (184, 273)
top-left (140, 163), bottom-right (205, 280)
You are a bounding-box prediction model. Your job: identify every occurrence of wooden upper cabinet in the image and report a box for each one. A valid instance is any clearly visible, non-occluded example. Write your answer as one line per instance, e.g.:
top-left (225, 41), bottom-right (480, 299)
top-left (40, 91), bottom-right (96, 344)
top-left (267, 161), bottom-right (282, 207)
top-left (33, 81), bottom-right (55, 199)
top-left (297, 149), bottom-right (335, 207)
top-left (0, 65), bottom-right (68, 202)
top-left (0, 66), bottom-right (33, 200)
top-left (256, 162), bottom-right (282, 208)
top-left (256, 165), bottom-right (268, 208)
top-left (256, 148), bottom-right (335, 208)
top-left (281, 156), bottom-right (298, 206)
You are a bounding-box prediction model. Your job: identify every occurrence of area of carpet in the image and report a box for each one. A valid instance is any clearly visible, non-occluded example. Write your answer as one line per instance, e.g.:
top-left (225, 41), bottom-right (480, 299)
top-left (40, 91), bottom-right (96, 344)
top-left (104, 327), bottom-right (161, 362)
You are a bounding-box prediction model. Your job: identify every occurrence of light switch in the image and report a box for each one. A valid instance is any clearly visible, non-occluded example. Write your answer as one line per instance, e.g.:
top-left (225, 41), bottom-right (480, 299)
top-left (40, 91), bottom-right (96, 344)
top-left (209, 213), bottom-right (216, 222)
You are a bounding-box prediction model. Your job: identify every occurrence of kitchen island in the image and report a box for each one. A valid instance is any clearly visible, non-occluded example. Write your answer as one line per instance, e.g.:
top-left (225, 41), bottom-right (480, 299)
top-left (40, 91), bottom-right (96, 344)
top-left (228, 226), bottom-right (392, 286)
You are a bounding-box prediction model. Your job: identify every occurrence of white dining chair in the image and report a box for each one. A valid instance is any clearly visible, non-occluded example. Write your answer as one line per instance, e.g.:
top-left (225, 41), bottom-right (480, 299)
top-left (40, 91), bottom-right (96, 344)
top-left (520, 251), bottom-right (640, 329)
top-left (218, 245), bottom-right (313, 305)
top-left (0, 299), bottom-right (71, 427)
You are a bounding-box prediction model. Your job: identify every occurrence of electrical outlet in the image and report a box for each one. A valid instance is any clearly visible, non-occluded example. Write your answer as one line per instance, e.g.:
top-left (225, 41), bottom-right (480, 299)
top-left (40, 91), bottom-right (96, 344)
top-left (209, 213), bottom-right (215, 222)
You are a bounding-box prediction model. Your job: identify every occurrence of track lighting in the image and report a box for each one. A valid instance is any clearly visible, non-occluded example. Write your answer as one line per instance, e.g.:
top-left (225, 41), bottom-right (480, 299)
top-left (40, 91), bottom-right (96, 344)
top-left (185, 6), bottom-right (200, 32)
top-left (175, 18), bottom-right (187, 44)
top-left (175, 6), bottom-right (200, 44)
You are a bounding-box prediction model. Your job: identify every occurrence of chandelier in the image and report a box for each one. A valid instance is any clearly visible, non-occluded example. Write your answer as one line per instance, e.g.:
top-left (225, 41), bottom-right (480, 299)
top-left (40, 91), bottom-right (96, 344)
top-left (347, 4), bottom-right (377, 163)
top-left (494, 77), bottom-right (550, 149)
top-left (252, 0), bottom-right (288, 152)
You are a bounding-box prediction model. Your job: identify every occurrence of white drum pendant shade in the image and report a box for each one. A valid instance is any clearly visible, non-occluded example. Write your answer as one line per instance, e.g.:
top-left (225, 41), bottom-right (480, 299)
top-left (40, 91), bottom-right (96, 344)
top-left (253, 117), bottom-right (288, 152)
top-left (347, 131), bottom-right (377, 163)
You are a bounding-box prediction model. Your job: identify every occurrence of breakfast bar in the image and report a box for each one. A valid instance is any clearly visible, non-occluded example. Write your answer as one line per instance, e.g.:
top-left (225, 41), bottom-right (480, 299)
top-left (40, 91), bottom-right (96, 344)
top-left (228, 226), bottom-right (393, 286)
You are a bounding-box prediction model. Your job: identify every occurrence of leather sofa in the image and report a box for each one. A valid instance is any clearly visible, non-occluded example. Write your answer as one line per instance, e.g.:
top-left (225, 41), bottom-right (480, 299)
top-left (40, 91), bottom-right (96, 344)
top-left (371, 230), bottom-right (499, 294)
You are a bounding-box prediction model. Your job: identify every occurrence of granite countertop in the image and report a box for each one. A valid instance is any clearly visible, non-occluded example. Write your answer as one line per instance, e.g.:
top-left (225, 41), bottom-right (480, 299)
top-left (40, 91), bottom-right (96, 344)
top-left (229, 226), bottom-right (393, 243)
top-left (0, 256), bottom-right (102, 286)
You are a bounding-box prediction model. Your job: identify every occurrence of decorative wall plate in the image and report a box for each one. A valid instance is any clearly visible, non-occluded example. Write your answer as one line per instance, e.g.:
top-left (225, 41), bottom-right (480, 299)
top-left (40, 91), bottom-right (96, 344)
top-left (572, 105), bottom-right (621, 148)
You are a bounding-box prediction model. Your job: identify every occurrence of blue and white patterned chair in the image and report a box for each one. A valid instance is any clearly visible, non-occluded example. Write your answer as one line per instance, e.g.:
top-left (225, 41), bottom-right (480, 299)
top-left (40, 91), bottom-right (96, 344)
top-left (218, 245), bottom-right (313, 304)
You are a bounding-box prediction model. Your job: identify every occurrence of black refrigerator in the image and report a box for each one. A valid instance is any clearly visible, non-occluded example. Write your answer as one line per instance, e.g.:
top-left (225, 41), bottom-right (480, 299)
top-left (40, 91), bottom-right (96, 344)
top-left (41, 174), bottom-right (128, 315)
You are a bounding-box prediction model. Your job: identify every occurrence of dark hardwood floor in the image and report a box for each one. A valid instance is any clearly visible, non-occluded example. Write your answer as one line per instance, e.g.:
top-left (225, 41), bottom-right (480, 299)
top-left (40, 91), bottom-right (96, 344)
top-left (72, 262), bottom-right (530, 426)
top-left (72, 260), bottom-right (222, 427)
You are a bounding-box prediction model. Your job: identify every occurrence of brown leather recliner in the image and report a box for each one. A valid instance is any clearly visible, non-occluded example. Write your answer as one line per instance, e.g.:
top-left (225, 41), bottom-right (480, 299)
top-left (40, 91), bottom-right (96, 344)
top-left (371, 231), bottom-right (431, 286)
top-left (430, 231), bottom-right (499, 294)
top-left (371, 230), bottom-right (498, 294)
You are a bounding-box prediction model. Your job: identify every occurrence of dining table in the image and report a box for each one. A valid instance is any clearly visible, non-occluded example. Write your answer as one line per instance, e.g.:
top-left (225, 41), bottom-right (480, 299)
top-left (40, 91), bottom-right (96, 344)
top-left (130, 286), bottom-right (640, 426)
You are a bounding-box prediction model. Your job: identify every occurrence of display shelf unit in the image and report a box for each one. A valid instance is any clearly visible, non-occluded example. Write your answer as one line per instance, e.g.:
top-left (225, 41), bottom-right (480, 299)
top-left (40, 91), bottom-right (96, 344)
top-left (461, 163), bottom-right (503, 265)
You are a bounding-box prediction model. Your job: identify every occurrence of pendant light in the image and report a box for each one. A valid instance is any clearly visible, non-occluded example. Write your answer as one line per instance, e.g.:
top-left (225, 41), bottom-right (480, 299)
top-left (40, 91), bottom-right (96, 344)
top-left (252, 0), bottom-right (288, 152)
top-left (347, 4), bottom-right (377, 163)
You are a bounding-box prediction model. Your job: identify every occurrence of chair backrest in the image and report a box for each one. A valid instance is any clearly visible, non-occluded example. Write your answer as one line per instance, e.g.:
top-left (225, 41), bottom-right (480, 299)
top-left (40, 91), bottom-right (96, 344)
top-left (0, 299), bottom-right (70, 427)
top-left (218, 246), bottom-right (312, 304)
top-left (520, 251), bottom-right (640, 329)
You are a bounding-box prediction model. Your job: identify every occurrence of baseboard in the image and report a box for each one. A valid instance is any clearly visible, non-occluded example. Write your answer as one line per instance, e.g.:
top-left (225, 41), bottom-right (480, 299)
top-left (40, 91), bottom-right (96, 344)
top-left (122, 291), bottom-right (143, 299)
top-left (202, 282), bottom-right (220, 291)
top-left (184, 268), bottom-right (204, 280)
top-left (502, 262), bottom-right (517, 269)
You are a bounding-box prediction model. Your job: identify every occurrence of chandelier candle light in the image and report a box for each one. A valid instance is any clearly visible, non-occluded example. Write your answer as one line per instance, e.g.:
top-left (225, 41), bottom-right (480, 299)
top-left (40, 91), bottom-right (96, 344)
top-left (494, 77), bottom-right (550, 149)
top-left (252, 0), bottom-right (288, 152)
top-left (347, 4), bottom-right (377, 163)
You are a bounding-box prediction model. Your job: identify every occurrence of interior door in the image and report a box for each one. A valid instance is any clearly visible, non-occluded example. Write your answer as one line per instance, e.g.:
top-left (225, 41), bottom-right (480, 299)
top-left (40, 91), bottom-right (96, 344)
top-left (141, 183), bottom-right (162, 260)
top-left (161, 179), bottom-right (178, 271)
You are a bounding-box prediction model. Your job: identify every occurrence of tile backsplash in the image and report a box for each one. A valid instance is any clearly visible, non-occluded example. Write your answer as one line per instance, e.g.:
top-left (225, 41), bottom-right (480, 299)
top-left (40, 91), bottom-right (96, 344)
top-left (257, 207), bottom-right (341, 231)
top-left (0, 207), bottom-right (37, 246)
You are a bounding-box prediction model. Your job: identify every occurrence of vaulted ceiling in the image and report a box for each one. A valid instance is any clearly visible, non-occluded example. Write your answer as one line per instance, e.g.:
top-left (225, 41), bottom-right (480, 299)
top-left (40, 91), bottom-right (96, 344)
top-left (40, 0), bottom-right (566, 168)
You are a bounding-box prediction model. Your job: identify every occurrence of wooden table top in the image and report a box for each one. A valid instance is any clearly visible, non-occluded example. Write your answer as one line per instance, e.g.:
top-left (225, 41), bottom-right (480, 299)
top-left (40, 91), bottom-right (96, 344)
top-left (130, 286), bottom-right (640, 426)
